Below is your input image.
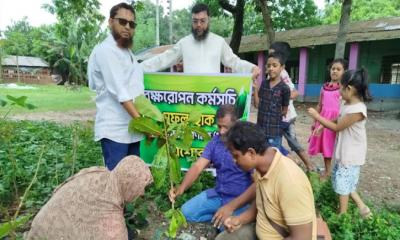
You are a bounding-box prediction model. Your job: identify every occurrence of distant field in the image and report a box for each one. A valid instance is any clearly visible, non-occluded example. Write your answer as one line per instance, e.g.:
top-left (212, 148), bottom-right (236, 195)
top-left (0, 84), bottom-right (95, 115)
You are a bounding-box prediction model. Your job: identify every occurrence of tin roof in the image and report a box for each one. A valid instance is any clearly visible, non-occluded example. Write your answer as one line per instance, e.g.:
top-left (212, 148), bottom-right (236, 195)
top-left (2, 55), bottom-right (49, 67)
top-left (239, 17), bottom-right (400, 52)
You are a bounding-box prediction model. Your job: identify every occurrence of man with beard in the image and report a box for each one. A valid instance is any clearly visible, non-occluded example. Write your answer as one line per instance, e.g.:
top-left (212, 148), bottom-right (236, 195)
top-left (88, 3), bottom-right (144, 170)
top-left (140, 3), bottom-right (260, 79)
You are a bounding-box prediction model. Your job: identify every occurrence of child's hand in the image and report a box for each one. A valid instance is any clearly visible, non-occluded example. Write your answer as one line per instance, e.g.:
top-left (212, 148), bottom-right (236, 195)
top-left (313, 125), bottom-right (324, 136)
top-left (251, 66), bottom-right (261, 81)
top-left (307, 108), bottom-right (319, 119)
top-left (252, 80), bottom-right (259, 89)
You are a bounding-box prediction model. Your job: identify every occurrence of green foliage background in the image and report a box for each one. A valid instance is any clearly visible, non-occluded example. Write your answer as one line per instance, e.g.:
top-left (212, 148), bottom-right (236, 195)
top-left (322, 0), bottom-right (400, 24)
top-left (309, 172), bottom-right (400, 239)
top-left (0, 121), bottom-right (103, 212)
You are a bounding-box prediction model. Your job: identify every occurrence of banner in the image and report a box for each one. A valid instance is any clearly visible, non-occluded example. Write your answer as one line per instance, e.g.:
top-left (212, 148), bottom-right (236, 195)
top-left (140, 72), bottom-right (252, 169)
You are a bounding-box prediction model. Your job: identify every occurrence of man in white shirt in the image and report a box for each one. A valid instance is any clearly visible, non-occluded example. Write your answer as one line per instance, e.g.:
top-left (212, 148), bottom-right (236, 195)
top-left (88, 3), bottom-right (144, 170)
top-left (140, 3), bottom-right (260, 79)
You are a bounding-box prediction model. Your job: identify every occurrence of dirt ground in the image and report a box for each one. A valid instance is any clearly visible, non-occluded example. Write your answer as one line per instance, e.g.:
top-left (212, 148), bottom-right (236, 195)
top-left (13, 104), bottom-right (400, 239)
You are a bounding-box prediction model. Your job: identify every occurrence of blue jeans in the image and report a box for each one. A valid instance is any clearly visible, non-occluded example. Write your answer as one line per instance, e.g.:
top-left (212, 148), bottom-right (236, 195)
top-left (100, 138), bottom-right (140, 170)
top-left (282, 120), bottom-right (304, 153)
top-left (181, 190), bottom-right (249, 224)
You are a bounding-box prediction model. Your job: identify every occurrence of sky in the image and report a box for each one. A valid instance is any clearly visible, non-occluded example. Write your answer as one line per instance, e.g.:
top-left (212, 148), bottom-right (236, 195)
top-left (0, 0), bottom-right (326, 32)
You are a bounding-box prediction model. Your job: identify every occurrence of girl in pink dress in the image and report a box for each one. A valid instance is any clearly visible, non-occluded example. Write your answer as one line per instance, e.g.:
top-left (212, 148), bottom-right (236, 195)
top-left (308, 59), bottom-right (348, 178)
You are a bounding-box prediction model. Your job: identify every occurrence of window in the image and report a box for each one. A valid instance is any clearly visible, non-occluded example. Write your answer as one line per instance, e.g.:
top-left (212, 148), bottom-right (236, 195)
top-left (380, 55), bottom-right (400, 84)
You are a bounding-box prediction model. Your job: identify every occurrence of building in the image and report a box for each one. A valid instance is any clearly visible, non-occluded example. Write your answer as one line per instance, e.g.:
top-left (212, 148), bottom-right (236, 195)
top-left (136, 17), bottom-right (400, 111)
top-left (1, 55), bottom-right (53, 84)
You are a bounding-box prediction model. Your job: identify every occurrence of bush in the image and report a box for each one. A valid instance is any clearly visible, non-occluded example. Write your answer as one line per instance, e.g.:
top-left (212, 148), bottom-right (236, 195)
top-left (0, 120), bottom-right (103, 216)
top-left (309, 172), bottom-right (400, 239)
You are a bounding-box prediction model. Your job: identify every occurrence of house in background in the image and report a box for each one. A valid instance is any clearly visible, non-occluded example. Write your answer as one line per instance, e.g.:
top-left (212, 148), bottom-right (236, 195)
top-left (1, 55), bottom-right (53, 85)
top-left (241, 16), bottom-right (400, 111)
top-left (136, 17), bottom-right (400, 111)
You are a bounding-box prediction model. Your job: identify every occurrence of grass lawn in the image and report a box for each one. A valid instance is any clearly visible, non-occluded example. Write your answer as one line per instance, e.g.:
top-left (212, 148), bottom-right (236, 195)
top-left (0, 83), bottom-right (95, 115)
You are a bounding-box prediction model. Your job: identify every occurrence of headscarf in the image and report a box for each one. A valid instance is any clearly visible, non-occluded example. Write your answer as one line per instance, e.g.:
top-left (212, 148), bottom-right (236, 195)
top-left (26, 155), bottom-right (153, 240)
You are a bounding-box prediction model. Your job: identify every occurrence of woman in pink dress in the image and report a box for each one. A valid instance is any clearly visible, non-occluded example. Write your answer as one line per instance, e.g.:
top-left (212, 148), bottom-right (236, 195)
top-left (308, 59), bottom-right (348, 178)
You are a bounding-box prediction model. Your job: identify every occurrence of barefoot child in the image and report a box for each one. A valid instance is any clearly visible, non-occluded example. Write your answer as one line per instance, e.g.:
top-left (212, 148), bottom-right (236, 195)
top-left (308, 68), bottom-right (372, 218)
top-left (308, 59), bottom-right (348, 178)
top-left (254, 52), bottom-right (291, 151)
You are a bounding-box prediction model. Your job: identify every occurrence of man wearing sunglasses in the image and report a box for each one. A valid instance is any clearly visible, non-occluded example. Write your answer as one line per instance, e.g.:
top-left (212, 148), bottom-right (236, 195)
top-left (140, 3), bottom-right (260, 80)
top-left (88, 3), bottom-right (144, 171)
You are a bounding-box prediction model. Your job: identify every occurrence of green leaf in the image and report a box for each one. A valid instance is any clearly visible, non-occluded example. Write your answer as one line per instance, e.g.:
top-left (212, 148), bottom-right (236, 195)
top-left (169, 154), bottom-right (181, 184)
top-left (174, 209), bottom-right (187, 228)
top-left (169, 127), bottom-right (193, 152)
top-left (166, 214), bottom-right (179, 238)
top-left (5, 95), bottom-right (36, 110)
top-left (164, 208), bottom-right (174, 219)
top-left (165, 209), bottom-right (187, 238)
top-left (167, 122), bottom-right (179, 132)
top-left (0, 98), bottom-right (7, 107)
top-left (183, 127), bottom-right (194, 146)
top-left (0, 215), bottom-right (31, 238)
top-left (187, 110), bottom-right (202, 123)
top-left (151, 144), bottom-right (168, 189)
top-left (25, 103), bottom-right (37, 110)
top-left (129, 117), bottom-right (163, 136)
top-left (6, 95), bottom-right (27, 107)
top-left (189, 126), bottom-right (211, 141)
top-left (170, 139), bottom-right (190, 152)
top-left (134, 95), bottom-right (163, 122)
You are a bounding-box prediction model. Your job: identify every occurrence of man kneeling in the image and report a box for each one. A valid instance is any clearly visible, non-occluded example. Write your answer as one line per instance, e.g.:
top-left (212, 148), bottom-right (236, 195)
top-left (169, 105), bottom-right (255, 229)
top-left (217, 121), bottom-right (316, 240)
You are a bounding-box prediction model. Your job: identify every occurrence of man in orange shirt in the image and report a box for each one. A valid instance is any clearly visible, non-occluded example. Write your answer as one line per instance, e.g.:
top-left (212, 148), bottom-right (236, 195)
top-left (216, 121), bottom-right (316, 240)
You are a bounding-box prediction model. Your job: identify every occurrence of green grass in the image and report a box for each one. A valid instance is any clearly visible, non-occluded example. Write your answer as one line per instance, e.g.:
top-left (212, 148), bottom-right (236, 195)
top-left (0, 84), bottom-right (95, 115)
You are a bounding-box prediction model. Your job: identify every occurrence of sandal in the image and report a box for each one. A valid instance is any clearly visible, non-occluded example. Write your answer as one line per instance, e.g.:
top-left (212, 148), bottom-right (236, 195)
top-left (360, 206), bottom-right (372, 219)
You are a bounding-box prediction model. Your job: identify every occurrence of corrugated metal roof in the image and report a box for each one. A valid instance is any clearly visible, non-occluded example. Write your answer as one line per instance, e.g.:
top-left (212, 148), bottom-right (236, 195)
top-left (135, 16), bottom-right (400, 58)
top-left (239, 16), bottom-right (400, 52)
top-left (1, 55), bottom-right (49, 67)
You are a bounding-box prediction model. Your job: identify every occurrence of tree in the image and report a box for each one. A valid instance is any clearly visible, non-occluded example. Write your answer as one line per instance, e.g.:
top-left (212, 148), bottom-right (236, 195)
top-left (335, 0), bottom-right (352, 59)
top-left (256, 0), bottom-right (274, 47)
top-left (209, 15), bottom-right (234, 38)
top-left (0, 40), bottom-right (4, 82)
top-left (323, 0), bottom-right (400, 24)
top-left (268, 0), bottom-right (321, 30)
top-left (2, 18), bottom-right (35, 83)
top-left (134, 0), bottom-right (192, 51)
top-left (197, 0), bottom-right (321, 54)
top-left (218, 0), bottom-right (246, 54)
top-left (2, 18), bottom-right (32, 57)
top-left (42, 0), bottom-right (105, 85)
top-left (134, 0), bottom-right (159, 51)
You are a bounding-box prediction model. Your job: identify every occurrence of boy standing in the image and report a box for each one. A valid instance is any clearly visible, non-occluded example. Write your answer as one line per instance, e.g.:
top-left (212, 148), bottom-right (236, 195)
top-left (269, 42), bottom-right (315, 171)
top-left (254, 52), bottom-right (290, 150)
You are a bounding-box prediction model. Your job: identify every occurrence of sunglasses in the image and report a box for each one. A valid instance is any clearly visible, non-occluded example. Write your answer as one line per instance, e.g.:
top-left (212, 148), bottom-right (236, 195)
top-left (113, 17), bottom-right (137, 29)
